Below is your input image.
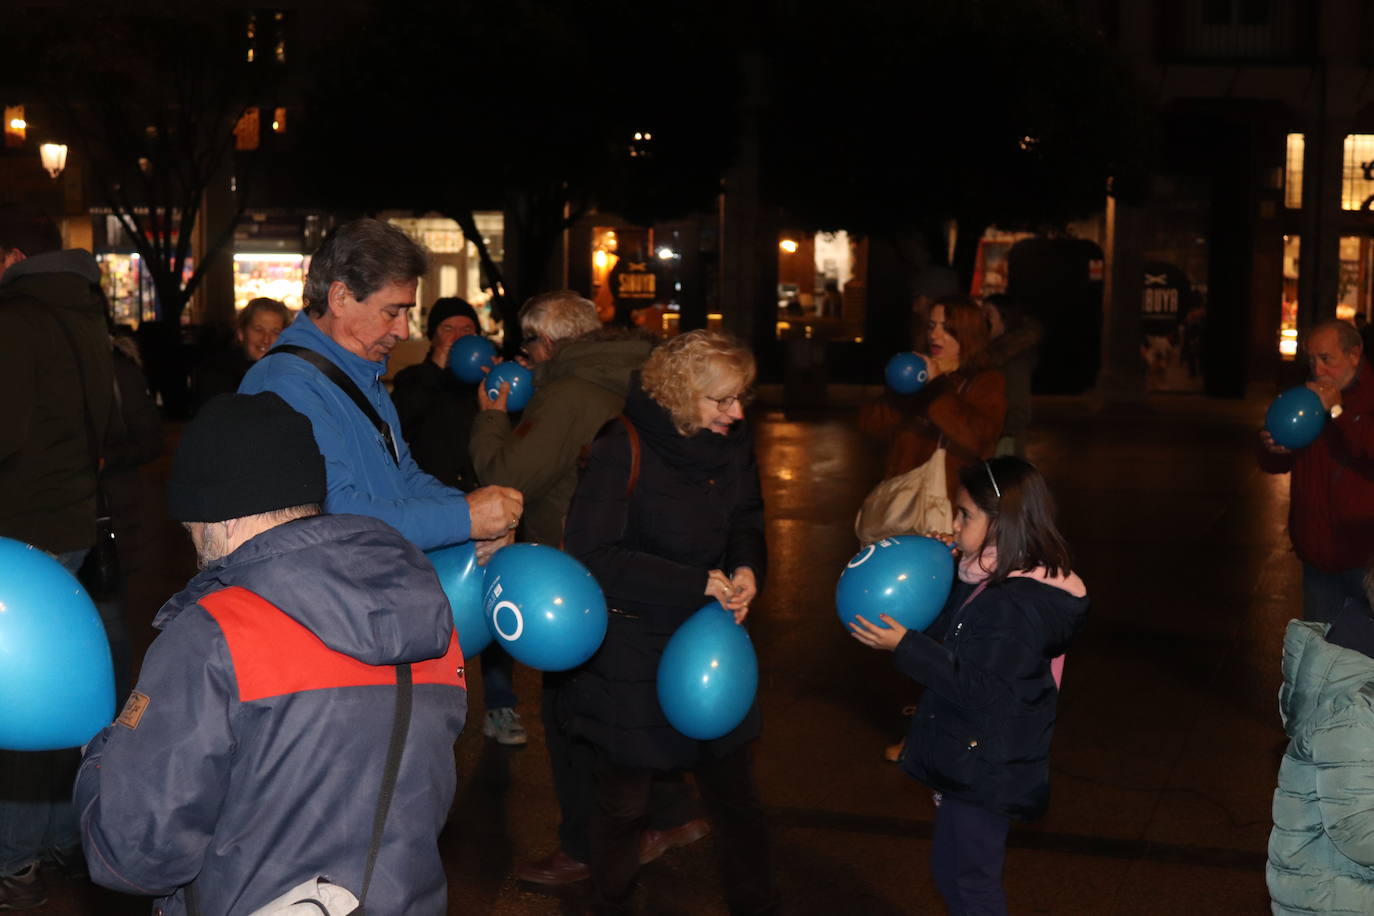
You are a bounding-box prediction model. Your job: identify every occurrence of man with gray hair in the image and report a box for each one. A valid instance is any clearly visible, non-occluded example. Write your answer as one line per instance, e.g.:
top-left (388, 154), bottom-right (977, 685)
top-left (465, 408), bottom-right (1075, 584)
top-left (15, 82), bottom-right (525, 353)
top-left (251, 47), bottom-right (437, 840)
top-left (241, 218), bottom-right (522, 560)
top-left (1260, 319), bottom-right (1374, 622)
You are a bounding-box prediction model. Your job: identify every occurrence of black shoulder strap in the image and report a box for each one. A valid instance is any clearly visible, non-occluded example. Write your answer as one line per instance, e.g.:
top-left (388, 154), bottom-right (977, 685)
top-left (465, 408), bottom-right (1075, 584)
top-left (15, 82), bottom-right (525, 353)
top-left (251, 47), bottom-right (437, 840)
top-left (266, 344), bottom-right (399, 465)
top-left (357, 662), bottom-right (412, 912)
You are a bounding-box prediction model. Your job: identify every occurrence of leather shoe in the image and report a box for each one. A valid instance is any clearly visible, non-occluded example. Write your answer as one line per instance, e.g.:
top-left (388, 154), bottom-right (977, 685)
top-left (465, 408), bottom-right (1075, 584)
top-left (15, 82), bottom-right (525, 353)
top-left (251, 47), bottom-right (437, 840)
top-left (638, 817), bottom-right (710, 865)
top-left (515, 849), bottom-right (590, 885)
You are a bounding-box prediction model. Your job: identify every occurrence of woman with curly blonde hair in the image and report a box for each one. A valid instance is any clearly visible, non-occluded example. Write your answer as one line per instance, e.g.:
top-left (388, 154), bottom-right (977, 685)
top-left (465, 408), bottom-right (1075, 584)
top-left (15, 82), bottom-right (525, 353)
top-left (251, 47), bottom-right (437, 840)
top-left (559, 329), bottom-right (777, 913)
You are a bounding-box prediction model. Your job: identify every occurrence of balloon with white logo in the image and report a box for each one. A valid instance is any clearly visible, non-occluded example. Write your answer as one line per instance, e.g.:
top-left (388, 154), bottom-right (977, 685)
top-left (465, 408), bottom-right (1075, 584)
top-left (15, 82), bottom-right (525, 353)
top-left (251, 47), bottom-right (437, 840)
top-left (835, 535), bottom-right (954, 633)
top-left (481, 544), bottom-right (607, 671)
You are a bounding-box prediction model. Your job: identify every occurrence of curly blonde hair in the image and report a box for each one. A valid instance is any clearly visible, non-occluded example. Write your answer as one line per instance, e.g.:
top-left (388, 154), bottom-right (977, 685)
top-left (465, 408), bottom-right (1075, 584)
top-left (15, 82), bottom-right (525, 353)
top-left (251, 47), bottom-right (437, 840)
top-left (641, 330), bottom-right (757, 435)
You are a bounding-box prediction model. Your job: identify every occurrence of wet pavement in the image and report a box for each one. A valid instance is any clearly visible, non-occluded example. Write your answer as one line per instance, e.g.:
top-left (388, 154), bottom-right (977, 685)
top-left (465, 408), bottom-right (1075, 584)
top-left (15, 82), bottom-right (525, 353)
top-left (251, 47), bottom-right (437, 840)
top-left (38, 391), bottom-right (1285, 914)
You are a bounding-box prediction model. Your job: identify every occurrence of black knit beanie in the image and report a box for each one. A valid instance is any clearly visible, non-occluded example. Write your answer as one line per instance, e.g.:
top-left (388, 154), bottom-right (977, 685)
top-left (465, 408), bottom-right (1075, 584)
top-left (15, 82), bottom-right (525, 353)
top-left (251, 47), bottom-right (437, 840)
top-left (167, 392), bottom-right (326, 523)
top-left (426, 297), bottom-right (481, 340)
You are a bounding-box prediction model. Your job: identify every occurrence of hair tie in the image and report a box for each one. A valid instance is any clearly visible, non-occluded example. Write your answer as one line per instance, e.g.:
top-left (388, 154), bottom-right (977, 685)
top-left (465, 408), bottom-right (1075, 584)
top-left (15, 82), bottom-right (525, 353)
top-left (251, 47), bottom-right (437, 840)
top-left (984, 461), bottom-right (1001, 500)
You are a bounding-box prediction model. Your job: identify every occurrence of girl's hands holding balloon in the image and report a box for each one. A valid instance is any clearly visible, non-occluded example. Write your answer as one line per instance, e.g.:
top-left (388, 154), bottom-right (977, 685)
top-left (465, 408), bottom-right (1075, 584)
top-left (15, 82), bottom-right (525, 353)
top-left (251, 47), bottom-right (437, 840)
top-left (848, 613), bottom-right (908, 651)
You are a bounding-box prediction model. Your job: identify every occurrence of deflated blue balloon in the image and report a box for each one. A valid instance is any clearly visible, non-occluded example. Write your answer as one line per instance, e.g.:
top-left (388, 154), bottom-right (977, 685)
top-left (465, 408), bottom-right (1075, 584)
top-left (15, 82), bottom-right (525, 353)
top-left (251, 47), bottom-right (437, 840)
top-left (836, 535), bottom-right (955, 633)
top-left (484, 361), bottom-right (534, 412)
top-left (482, 544), bottom-right (608, 671)
top-left (1265, 386), bottom-right (1326, 450)
top-left (885, 352), bottom-right (930, 395)
top-left (426, 541), bottom-right (491, 657)
top-left (0, 538), bottom-right (114, 750)
top-left (449, 335), bottom-right (499, 384)
top-left (657, 602), bottom-right (758, 741)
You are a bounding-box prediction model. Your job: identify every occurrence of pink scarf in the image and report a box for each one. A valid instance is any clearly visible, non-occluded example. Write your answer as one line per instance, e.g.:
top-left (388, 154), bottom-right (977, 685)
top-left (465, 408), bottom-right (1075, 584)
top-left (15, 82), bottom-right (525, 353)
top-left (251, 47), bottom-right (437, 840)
top-left (957, 546), bottom-right (1079, 686)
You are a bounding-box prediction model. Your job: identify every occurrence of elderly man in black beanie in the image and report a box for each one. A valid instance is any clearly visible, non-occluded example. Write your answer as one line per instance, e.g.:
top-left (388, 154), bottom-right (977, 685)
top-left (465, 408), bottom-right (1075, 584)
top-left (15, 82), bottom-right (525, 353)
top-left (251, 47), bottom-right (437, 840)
top-left (74, 392), bottom-right (468, 916)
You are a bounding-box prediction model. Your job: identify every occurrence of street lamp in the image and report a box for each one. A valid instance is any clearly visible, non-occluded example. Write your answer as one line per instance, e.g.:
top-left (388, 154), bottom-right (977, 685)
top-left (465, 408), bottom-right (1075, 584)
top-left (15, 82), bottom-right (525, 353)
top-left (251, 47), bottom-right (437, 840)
top-left (39, 143), bottom-right (68, 179)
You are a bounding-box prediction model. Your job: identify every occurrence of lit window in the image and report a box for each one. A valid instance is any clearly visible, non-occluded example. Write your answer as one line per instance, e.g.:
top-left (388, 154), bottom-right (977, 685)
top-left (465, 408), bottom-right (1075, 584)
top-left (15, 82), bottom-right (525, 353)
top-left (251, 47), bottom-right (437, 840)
top-left (1341, 135), bottom-right (1374, 210)
top-left (4, 105), bottom-right (25, 148)
top-left (271, 107), bottom-right (286, 134)
top-left (1284, 133), bottom-right (1303, 209)
top-left (235, 107), bottom-right (260, 151)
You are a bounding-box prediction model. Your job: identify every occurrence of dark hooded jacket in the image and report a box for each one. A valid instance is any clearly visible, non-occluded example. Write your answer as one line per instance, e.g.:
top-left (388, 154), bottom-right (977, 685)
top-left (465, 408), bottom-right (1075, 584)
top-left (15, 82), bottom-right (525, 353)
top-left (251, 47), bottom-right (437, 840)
top-left (74, 514), bottom-right (467, 916)
top-left (898, 573), bottom-right (1088, 820)
top-left (0, 249), bottom-right (113, 554)
top-left (558, 378), bottom-right (766, 769)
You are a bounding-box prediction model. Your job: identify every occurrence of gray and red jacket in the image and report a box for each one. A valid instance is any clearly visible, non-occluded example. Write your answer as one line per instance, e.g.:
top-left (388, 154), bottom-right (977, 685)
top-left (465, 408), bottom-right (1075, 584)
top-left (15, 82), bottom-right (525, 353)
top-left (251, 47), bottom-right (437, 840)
top-left (74, 513), bottom-right (468, 916)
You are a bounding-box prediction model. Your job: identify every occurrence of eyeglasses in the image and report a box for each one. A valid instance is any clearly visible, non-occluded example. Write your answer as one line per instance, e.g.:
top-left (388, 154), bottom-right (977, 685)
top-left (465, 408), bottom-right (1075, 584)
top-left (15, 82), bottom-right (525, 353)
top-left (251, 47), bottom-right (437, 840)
top-left (705, 389), bottom-right (755, 411)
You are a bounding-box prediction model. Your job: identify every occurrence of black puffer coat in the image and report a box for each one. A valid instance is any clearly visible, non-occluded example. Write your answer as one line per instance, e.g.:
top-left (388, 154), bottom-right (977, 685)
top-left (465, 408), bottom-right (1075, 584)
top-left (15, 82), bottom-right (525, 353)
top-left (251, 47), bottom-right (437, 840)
top-left (559, 379), bottom-right (766, 769)
top-left (898, 575), bottom-right (1087, 821)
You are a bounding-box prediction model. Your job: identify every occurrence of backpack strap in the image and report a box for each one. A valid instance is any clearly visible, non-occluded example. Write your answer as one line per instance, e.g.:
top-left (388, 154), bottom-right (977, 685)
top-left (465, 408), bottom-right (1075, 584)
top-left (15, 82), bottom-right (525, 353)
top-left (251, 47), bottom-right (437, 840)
top-left (266, 344), bottom-right (399, 465)
top-left (617, 414), bottom-right (641, 499)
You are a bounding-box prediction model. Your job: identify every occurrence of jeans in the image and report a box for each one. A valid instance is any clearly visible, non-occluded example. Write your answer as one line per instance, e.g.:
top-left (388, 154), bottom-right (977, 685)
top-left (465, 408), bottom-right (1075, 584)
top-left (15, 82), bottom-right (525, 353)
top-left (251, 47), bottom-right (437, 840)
top-left (929, 795), bottom-right (1011, 916)
top-left (481, 643), bottom-right (518, 711)
top-left (1301, 563), bottom-right (1368, 625)
top-left (0, 549), bottom-right (87, 875)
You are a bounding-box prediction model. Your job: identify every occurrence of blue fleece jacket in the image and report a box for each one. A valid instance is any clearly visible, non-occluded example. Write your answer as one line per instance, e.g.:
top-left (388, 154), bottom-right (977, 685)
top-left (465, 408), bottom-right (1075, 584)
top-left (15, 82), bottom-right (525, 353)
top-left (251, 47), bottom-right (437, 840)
top-left (239, 312), bottom-right (470, 549)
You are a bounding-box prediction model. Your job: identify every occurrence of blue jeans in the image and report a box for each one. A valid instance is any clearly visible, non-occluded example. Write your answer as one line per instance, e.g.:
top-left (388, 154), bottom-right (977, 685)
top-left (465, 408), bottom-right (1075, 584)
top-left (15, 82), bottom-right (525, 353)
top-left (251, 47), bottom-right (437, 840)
top-left (1301, 564), bottom-right (1368, 625)
top-left (930, 795), bottom-right (1011, 916)
top-left (0, 549), bottom-right (86, 875)
top-left (481, 643), bottom-right (518, 711)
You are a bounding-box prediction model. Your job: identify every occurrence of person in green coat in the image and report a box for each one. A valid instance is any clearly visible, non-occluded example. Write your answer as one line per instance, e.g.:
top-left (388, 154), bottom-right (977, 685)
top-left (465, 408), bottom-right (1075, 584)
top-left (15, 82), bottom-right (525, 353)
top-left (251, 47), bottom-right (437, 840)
top-left (1269, 592), bottom-right (1374, 914)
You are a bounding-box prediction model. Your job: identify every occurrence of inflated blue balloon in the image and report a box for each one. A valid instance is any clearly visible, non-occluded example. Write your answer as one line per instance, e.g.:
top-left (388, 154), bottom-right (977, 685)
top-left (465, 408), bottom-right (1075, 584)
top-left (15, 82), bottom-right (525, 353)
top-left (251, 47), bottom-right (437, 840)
top-left (449, 335), bottom-right (499, 384)
top-left (836, 535), bottom-right (955, 633)
top-left (481, 544), bottom-right (608, 671)
top-left (1265, 386), bottom-right (1327, 450)
top-left (0, 538), bottom-right (114, 750)
top-left (657, 602), bottom-right (758, 740)
top-left (426, 541), bottom-right (492, 657)
top-left (484, 362), bottom-right (534, 412)
top-left (885, 352), bottom-right (930, 395)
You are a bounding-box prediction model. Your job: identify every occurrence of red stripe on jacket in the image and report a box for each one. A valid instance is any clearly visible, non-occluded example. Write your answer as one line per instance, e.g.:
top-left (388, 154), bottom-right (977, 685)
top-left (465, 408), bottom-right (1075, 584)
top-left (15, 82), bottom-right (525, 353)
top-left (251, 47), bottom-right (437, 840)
top-left (200, 586), bottom-right (466, 703)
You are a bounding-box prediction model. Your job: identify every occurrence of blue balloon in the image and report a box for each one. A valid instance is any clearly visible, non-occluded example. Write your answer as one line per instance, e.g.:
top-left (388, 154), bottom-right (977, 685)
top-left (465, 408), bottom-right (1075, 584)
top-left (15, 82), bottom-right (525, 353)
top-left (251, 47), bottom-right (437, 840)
top-left (657, 602), bottom-right (758, 741)
top-left (481, 544), bottom-right (608, 671)
top-left (426, 542), bottom-right (492, 657)
top-left (885, 352), bottom-right (930, 395)
top-left (449, 335), bottom-right (499, 384)
top-left (836, 535), bottom-right (955, 633)
top-left (1265, 386), bottom-right (1327, 450)
top-left (484, 361), bottom-right (535, 412)
top-left (0, 538), bottom-right (114, 750)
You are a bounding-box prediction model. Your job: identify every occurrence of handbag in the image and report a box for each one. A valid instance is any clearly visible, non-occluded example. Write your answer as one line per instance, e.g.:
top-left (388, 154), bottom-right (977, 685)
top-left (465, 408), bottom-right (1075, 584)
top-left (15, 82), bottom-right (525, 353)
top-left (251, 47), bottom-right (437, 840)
top-left (48, 312), bottom-right (121, 599)
top-left (854, 446), bottom-right (952, 545)
top-left (186, 664), bottom-right (413, 916)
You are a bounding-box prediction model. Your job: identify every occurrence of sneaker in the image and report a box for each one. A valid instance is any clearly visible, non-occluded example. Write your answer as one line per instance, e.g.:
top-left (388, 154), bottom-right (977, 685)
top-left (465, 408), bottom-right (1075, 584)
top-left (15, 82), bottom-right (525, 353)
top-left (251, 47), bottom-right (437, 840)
top-left (0, 863), bottom-right (48, 910)
top-left (483, 707), bottom-right (528, 746)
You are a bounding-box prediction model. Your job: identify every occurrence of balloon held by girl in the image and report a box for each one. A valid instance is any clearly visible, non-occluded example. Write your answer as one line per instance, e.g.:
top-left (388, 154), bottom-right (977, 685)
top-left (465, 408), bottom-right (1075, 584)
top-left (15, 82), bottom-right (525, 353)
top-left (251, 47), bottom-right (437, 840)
top-left (848, 457), bottom-right (1088, 914)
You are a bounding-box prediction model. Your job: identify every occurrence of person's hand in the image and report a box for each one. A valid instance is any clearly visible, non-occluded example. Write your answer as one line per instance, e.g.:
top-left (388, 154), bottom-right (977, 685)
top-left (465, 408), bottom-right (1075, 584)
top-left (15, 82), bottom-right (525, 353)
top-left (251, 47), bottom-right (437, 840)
top-left (704, 569), bottom-right (734, 607)
top-left (725, 567), bottom-right (758, 623)
top-left (466, 486), bottom-right (524, 540)
top-left (925, 352), bottom-right (959, 379)
top-left (478, 379), bottom-right (510, 412)
top-left (1307, 378), bottom-right (1343, 412)
top-left (429, 325), bottom-right (463, 370)
top-left (848, 613), bottom-right (907, 651)
top-left (1259, 428), bottom-right (1291, 455)
top-left (473, 529), bottom-right (515, 565)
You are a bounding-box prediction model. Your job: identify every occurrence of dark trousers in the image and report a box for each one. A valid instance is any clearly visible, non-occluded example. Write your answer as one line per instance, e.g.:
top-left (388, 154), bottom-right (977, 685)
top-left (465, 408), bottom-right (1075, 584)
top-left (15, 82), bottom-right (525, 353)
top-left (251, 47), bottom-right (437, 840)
top-left (588, 745), bottom-right (776, 915)
top-left (929, 795), bottom-right (1011, 916)
top-left (541, 682), bottom-right (697, 863)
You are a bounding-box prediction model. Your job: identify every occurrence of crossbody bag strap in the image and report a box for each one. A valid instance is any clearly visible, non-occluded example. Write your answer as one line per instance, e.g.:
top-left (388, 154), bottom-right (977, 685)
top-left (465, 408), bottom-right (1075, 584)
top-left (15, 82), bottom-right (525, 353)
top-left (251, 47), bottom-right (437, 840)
top-left (357, 662), bottom-right (413, 913)
top-left (617, 414), bottom-right (641, 498)
top-left (267, 344), bottom-right (399, 465)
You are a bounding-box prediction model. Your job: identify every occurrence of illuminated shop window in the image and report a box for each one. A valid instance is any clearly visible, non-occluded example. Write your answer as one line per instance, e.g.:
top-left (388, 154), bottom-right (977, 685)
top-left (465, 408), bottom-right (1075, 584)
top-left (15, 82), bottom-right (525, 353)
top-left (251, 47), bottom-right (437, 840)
top-left (1341, 134), bottom-right (1374, 210)
top-left (1280, 235), bottom-right (1299, 359)
top-left (1284, 133), bottom-right (1303, 209)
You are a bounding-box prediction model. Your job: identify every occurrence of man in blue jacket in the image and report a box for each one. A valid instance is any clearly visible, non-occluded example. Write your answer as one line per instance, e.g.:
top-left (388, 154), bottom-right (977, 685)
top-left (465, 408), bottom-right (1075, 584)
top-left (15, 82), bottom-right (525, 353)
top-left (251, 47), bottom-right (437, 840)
top-left (240, 218), bottom-right (522, 557)
top-left (75, 393), bottom-right (469, 915)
